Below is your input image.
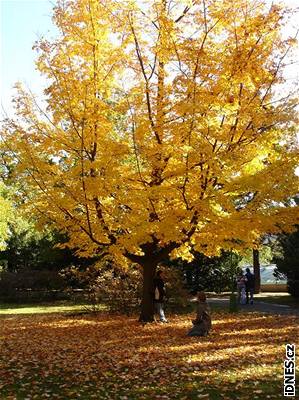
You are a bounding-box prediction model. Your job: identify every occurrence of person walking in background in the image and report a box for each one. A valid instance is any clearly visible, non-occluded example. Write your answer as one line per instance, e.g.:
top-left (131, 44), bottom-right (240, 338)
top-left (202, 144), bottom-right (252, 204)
top-left (245, 267), bottom-right (255, 304)
top-left (153, 270), bottom-right (168, 323)
top-left (187, 291), bottom-right (211, 337)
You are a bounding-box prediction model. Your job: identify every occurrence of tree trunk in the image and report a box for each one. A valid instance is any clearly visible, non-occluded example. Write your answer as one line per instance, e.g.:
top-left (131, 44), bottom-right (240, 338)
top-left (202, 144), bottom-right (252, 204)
top-left (253, 249), bottom-right (261, 294)
top-left (139, 260), bottom-right (158, 322)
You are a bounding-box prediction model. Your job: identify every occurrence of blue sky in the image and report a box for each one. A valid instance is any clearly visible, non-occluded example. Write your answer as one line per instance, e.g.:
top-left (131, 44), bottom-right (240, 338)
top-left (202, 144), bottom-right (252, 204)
top-left (0, 0), bottom-right (298, 117)
top-left (0, 0), bottom-right (56, 115)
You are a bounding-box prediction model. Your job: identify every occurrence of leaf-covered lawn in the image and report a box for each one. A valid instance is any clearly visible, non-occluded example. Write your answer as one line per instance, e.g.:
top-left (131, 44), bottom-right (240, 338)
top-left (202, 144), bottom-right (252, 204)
top-left (1, 310), bottom-right (298, 399)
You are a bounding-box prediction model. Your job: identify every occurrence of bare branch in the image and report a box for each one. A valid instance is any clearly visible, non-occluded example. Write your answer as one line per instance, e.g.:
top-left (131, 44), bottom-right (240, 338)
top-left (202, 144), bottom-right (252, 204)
top-left (129, 13), bottom-right (162, 144)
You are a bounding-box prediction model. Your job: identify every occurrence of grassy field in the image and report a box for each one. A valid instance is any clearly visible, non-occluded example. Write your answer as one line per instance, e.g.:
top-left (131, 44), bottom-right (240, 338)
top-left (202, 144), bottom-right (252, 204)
top-left (1, 301), bottom-right (298, 400)
top-left (0, 301), bottom-right (106, 315)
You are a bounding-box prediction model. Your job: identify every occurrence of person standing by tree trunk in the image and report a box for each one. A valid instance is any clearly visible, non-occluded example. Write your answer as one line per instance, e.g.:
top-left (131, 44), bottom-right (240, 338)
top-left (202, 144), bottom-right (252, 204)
top-left (153, 270), bottom-right (168, 323)
top-left (245, 267), bottom-right (255, 304)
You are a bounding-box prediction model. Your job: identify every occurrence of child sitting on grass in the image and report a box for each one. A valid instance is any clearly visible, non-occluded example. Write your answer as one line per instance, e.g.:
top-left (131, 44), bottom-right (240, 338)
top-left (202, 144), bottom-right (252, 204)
top-left (187, 291), bottom-right (211, 337)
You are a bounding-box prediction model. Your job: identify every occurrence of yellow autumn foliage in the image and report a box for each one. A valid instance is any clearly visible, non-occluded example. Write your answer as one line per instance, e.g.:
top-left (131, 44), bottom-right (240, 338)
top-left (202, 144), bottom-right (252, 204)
top-left (1, 0), bottom-right (298, 266)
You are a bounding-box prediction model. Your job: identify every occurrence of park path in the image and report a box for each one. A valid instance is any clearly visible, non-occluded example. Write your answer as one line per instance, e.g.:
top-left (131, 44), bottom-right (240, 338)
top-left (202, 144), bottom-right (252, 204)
top-left (208, 297), bottom-right (299, 316)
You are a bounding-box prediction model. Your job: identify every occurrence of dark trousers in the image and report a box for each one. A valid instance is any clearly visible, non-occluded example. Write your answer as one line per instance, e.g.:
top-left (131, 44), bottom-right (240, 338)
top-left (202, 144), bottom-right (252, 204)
top-left (246, 287), bottom-right (254, 304)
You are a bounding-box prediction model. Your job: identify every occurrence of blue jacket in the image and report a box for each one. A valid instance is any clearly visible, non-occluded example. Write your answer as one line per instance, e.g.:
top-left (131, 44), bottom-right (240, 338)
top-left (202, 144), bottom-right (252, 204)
top-left (245, 272), bottom-right (255, 289)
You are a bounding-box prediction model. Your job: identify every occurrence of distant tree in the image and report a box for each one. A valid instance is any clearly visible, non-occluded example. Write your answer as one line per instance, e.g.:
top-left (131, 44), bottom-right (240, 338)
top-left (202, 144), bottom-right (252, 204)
top-left (239, 239), bottom-right (284, 293)
top-left (0, 219), bottom-right (76, 272)
top-left (274, 226), bottom-right (299, 298)
top-left (0, 183), bottom-right (12, 251)
top-left (239, 243), bottom-right (275, 266)
top-left (168, 250), bottom-right (241, 294)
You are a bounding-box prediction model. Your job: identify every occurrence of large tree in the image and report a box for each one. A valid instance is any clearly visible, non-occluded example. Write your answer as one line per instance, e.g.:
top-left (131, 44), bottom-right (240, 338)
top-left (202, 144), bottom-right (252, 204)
top-left (274, 224), bottom-right (299, 298)
top-left (1, 0), bottom-right (298, 321)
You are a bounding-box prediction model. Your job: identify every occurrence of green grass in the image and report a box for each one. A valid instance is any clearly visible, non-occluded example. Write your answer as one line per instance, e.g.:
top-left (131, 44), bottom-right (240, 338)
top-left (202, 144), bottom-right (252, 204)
top-left (0, 300), bottom-right (106, 315)
top-left (2, 294), bottom-right (297, 318)
top-left (0, 299), bottom-right (233, 317)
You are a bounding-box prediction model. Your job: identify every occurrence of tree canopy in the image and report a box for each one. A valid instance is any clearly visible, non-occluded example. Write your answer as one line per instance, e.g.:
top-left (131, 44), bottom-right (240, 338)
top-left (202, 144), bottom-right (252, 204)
top-left (1, 0), bottom-right (298, 320)
top-left (0, 183), bottom-right (12, 251)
